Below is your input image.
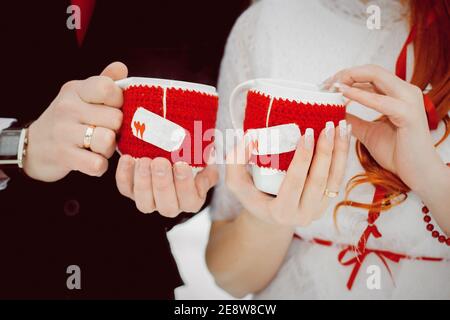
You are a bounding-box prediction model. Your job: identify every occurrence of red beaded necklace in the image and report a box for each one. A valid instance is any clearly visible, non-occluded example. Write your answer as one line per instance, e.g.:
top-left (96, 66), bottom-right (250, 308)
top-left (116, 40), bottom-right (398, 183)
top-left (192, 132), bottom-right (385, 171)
top-left (421, 163), bottom-right (450, 247)
top-left (422, 205), bottom-right (450, 246)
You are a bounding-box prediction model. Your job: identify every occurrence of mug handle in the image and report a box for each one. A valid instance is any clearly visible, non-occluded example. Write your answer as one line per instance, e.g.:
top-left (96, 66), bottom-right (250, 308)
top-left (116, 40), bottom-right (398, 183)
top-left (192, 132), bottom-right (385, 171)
top-left (229, 79), bottom-right (257, 130)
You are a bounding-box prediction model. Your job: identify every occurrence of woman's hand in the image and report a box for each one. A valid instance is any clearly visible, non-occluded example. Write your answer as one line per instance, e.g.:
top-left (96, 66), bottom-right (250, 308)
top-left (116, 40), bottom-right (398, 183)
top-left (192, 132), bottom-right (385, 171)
top-left (115, 155), bottom-right (218, 218)
top-left (324, 64), bottom-right (448, 193)
top-left (23, 62), bottom-right (127, 182)
top-left (225, 122), bottom-right (351, 227)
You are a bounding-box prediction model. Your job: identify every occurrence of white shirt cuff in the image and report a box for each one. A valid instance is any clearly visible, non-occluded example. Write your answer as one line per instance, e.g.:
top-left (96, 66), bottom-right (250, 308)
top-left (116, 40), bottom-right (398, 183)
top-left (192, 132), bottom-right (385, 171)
top-left (0, 118), bottom-right (17, 191)
top-left (0, 118), bottom-right (16, 133)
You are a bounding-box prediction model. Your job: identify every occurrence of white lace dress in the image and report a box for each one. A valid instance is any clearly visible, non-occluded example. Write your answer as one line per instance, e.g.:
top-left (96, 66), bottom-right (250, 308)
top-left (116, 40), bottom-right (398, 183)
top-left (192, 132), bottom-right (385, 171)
top-left (210, 0), bottom-right (450, 299)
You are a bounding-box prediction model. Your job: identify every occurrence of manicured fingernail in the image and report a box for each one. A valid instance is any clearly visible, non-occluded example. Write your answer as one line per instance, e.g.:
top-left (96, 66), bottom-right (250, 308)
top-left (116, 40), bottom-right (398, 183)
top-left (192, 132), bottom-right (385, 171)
top-left (318, 82), bottom-right (329, 91)
top-left (319, 77), bottom-right (333, 89)
top-left (347, 124), bottom-right (352, 140)
top-left (305, 128), bottom-right (314, 149)
top-left (339, 120), bottom-right (347, 138)
top-left (323, 77), bottom-right (332, 83)
top-left (174, 162), bottom-right (189, 180)
top-left (138, 159), bottom-right (150, 177)
top-left (324, 82), bottom-right (341, 93)
top-left (335, 82), bottom-right (350, 93)
top-left (325, 121), bottom-right (335, 142)
top-left (152, 163), bottom-right (167, 177)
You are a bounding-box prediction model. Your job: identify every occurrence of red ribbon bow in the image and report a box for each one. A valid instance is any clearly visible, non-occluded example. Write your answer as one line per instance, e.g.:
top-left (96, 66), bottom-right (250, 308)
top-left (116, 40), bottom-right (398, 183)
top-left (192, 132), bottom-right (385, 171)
top-left (337, 220), bottom-right (407, 290)
top-left (337, 186), bottom-right (395, 290)
top-left (338, 244), bottom-right (406, 290)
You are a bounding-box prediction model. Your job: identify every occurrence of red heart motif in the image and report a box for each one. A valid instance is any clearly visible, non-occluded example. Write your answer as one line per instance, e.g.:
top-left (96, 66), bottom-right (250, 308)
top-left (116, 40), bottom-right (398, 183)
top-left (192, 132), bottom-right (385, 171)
top-left (133, 121), bottom-right (146, 139)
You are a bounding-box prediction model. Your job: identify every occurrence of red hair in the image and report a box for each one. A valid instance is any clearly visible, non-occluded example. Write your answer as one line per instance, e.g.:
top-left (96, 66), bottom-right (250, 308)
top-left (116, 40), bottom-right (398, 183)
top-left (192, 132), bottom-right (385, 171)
top-left (334, 0), bottom-right (450, 220)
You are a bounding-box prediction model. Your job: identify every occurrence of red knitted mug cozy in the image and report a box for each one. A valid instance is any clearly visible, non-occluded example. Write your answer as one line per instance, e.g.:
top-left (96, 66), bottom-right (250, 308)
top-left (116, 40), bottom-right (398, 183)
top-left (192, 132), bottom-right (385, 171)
top-left (244, 91), bottom-right (346, 172)
top-left (117, 85), bottom-right (218, 167)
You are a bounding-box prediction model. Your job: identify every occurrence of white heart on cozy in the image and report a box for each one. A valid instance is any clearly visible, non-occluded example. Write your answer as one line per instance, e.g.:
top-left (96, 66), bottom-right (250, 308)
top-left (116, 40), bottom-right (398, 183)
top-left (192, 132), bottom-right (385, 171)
top-left (131, 107), bottom-right (186, 152)
top-left (245, 123), bottom-right (301, 156)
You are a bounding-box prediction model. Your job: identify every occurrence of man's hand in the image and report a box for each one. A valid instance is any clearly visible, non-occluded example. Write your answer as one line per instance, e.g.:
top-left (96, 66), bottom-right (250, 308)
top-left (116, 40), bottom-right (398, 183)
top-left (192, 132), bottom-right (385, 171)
top-left (23, 62), bottom-right (128, 182)
top-left (116, 155), bottom-right (218, 218)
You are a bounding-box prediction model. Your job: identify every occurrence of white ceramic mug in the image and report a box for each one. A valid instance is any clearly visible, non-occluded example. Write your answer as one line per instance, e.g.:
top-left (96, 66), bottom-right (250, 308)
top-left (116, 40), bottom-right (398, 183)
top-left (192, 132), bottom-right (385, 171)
top-left (230, 78), bottom-right (345, 195)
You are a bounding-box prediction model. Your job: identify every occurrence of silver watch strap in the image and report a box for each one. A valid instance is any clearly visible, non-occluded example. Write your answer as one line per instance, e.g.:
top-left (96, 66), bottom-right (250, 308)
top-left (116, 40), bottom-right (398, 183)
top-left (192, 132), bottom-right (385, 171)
top-left (0, 128), bottom-right (28, 168)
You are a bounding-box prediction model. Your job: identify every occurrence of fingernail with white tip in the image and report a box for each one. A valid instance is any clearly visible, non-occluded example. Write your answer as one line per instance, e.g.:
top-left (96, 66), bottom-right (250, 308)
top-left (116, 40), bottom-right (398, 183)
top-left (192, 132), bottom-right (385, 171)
top-left (347, 124), bottom-right (352, 140)
top-left (327, 82), bottom-right (340, 93)
top-left (339, 120), bottom-right (347, 138)
top-left (305, 128), bottom-right (314, 150)
top-left (325, 121), bottom-right (335, 142)
top-left (334, 82), bottom-right (350, 93)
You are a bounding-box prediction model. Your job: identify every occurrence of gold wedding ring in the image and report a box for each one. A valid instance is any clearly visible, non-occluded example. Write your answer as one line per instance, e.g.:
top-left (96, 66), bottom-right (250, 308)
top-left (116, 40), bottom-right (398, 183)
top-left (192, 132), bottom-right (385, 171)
top-left (324, 189), bottom-right (339, 198)
top-left (83, 125), bottom-right (96, 150)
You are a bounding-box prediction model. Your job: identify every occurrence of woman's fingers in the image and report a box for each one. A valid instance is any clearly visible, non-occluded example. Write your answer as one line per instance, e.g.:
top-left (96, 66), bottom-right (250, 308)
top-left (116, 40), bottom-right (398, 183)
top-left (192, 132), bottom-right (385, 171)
top-left (345, 113), bottom-right (374, 146)
top-left (337, 84), bottom-right (409, 127)
top-left (330, 65), bottom-right (409, 99)
top-left (297, 123), bottom-right (335, 225)
top-left (151, 157), bottom-right (180, 217)
top-left (275, 128), bottom-right (314, 217)
top-left (226, 138), bottom-right (273, 218)
top-left (351, 82), bottom-right (382, 94)
top-left (322, 121), bottom-right (351, 212)
top-left (116, 155), bottom-right (135, 199)
top-left (133, 157), bottom-right (156, 214)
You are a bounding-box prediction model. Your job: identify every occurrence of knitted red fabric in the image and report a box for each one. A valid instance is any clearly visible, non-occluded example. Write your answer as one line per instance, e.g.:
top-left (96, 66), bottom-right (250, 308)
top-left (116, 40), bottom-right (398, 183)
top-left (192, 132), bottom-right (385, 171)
top-left (118, 85), bottom-right (218, 167)
top-left (243, 90), bottom-right (346, 171)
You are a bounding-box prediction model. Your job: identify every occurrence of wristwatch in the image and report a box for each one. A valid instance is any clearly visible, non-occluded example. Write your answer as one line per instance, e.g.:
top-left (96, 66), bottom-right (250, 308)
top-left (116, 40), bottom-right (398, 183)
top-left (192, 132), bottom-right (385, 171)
top-left (0, 127), bottom-right (29, 168)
